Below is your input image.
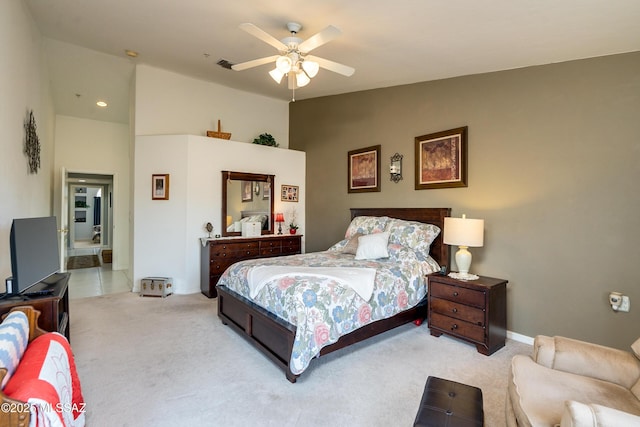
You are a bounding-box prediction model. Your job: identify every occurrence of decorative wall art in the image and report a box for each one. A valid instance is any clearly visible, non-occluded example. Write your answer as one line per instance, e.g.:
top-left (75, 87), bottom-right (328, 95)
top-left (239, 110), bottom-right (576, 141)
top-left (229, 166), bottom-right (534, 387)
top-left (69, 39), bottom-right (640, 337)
top-left (152, 174), bottom-right (170, 200)
top-left (241, 181), bottom-right (253, 202)
top-left (263, 182), bottom-right (271, 200)
top-left (415, 127), bottom-right (468, 190)
top-left (281, 185), bottom-right (299, 202)
top-left (348, 145), bottom-right (381, 193)
top-left (24, 110), bottom-right (41, 174)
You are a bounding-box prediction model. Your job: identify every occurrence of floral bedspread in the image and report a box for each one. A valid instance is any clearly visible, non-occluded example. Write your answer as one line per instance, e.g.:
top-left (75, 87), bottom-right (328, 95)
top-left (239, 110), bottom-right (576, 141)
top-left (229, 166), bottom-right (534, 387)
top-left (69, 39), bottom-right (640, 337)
top-left (216, 243), bottom-right (440, 375)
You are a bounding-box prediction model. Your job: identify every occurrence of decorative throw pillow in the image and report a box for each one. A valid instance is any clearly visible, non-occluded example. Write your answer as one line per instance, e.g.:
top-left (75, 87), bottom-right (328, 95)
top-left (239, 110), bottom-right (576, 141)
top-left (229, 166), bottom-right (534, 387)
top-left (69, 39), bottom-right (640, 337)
top-left (345, 216), bottom-right (390, 240)
top-left (342, 233), bottom-right (363, 254)
top-left (355, 232), bottom-right (390, 260)
top-left (0, 311), bottom-right (30, 387)
top-left (386, 218), bottom-right (441, 259)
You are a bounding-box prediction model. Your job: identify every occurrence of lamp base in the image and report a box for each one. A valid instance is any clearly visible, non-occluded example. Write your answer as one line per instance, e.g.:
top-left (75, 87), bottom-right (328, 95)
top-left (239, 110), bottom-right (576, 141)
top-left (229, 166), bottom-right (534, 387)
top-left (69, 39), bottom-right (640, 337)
top-left (448, 272), bottom-right (479, 281)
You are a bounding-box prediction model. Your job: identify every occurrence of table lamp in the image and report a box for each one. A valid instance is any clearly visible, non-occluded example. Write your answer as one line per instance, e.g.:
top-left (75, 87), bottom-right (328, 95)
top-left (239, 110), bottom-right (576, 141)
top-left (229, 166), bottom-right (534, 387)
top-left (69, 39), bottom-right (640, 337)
top-left (443, 214), bottom-right (484, 280)
top-left (275, 213), bottom-right (285, 235)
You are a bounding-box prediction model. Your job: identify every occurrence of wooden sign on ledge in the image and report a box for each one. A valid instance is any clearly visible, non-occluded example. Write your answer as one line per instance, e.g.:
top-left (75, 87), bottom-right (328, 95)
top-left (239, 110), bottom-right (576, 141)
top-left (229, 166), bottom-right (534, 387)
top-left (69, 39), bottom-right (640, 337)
top-left (207, 119), bottom-right (231, 140)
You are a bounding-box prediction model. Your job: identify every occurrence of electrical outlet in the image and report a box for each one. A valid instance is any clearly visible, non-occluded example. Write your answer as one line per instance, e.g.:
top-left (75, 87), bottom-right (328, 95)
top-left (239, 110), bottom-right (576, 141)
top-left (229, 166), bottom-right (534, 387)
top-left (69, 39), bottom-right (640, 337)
top-left (618, 296), bottom-right (631, 312)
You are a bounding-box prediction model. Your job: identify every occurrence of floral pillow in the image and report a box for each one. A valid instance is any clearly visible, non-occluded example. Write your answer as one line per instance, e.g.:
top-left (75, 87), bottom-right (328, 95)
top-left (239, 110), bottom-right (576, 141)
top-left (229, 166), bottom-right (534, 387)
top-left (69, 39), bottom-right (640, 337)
top-left (385, 218), bottom-right (441, 259)
top-left (344, 216), bottom-right (390, 239)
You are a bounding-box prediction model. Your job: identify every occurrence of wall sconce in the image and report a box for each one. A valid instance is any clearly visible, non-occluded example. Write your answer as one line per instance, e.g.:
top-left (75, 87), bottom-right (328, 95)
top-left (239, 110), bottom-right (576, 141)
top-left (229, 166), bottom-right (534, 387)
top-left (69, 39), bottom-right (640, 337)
top-left (390, 153), bottom-right (403, 183)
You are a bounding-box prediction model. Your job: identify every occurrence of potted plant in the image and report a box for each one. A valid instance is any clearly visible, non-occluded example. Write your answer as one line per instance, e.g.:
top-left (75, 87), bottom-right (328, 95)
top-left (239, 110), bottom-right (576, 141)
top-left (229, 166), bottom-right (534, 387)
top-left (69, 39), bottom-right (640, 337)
top-left (289, 222), bottom-right (299, 235)
top-left (252, 133), bottom-right (279, 147)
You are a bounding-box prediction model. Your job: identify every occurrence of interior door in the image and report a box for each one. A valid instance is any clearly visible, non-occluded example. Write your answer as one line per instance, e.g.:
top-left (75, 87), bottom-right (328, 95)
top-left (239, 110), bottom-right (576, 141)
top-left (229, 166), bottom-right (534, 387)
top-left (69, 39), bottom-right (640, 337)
top-left (59, 167), bottom-right (69, 271)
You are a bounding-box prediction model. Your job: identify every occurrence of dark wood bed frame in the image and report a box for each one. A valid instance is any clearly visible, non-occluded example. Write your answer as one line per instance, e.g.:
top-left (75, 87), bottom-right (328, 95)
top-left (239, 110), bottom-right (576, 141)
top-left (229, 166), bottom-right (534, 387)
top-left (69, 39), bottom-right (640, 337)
top-left (217, 207), bottom-right (451, 382)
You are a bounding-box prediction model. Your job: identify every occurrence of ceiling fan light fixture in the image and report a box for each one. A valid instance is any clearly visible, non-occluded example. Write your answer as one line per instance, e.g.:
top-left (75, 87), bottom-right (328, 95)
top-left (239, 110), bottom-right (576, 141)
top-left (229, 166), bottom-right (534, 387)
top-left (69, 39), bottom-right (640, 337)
top-left (276, 55), bottom-right (292, 73)
top-left (302, 60), bottom-right (319, 78)
top-left (269, 68), bottom-right (285, 84)
top-left (296, 70), bottom-right (310, 87)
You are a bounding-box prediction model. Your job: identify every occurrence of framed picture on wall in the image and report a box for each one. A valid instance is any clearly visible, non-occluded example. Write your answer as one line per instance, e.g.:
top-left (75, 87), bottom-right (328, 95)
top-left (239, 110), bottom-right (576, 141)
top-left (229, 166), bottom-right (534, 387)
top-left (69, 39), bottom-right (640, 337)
top-left (152, 174), bottom-right (170, 200)
top-left (263, 182), bottom-right (271, 200)
top-left (241, 181), bottom-right (253, 202)
top-left (348, 145), bottom-right (381, 193)
top-left (281, 185), bottom-right (299, 202)
top-left (415, 126), bottom-right (468, 190)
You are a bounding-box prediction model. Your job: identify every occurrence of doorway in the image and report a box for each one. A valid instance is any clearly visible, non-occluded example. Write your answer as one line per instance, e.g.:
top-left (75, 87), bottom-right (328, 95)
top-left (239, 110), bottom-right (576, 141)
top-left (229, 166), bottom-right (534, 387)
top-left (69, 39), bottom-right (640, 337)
top-left (64, 172), bottom-right (114, 266)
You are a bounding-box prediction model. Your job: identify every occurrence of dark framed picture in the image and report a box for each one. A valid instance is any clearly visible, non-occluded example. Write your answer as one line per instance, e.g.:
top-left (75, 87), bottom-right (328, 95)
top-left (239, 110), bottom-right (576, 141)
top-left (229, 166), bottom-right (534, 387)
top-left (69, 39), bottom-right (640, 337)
top-left (415, 127), bottom-right (468, 190)
top-left (281, 185), bottom-right (299, 202)
top-left (241, 181), bottom-right (253, 202)
top-left (263, 182), bottom-right (271, 200)
top-left (152, 174), bottom-right (170, 200)
top-left (348, 145), bottom-right (381, 193)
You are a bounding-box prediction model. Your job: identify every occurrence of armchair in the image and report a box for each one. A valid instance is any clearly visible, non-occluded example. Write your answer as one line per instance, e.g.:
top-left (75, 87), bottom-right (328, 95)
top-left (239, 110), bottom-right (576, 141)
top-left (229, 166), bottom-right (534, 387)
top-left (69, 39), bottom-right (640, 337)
top-left (506, 335), bottom-right (640, 426)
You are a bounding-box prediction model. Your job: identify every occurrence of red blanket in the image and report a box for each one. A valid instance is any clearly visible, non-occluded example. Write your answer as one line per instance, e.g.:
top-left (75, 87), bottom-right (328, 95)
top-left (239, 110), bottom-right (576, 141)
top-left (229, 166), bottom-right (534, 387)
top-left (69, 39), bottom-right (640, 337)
top-left (4, 333), bottom-right (85, 427)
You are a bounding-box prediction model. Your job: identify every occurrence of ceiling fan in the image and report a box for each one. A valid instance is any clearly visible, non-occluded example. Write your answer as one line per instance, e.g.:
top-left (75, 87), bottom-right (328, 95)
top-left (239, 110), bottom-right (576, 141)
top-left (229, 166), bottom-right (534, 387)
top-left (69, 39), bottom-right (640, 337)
top-left (231, 22), bottom-right (355, 96)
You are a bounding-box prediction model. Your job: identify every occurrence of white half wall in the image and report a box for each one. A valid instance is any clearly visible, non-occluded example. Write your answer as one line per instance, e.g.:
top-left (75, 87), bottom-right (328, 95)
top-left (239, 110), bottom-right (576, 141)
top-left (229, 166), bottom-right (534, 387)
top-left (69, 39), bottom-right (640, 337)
top-left (134, 135), bottom-right (306, 294)
top-left (134, 65), bottom-right (290, 147)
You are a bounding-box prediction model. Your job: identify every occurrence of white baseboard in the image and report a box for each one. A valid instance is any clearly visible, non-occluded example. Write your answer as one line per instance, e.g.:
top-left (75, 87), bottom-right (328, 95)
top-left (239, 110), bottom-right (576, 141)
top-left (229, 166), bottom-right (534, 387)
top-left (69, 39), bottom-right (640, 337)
top-left (507, 330), bottom-right (534, 346)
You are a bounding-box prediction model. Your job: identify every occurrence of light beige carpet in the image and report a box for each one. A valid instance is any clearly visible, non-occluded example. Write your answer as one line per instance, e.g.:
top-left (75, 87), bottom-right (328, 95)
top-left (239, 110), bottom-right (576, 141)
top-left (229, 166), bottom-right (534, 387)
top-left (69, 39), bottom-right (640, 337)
top-left (69, 292), bottom-right (531, 426)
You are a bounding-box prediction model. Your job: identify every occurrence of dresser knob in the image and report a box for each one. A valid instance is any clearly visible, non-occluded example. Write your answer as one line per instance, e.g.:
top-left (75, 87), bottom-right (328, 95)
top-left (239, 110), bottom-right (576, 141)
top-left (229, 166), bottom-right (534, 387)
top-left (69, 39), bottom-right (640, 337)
top-left (451, 324), bottom-right (458, 330)
top-left (452, 308), bottom-right (458, 313)
top-left (453, 291), bottom-right (459, 297)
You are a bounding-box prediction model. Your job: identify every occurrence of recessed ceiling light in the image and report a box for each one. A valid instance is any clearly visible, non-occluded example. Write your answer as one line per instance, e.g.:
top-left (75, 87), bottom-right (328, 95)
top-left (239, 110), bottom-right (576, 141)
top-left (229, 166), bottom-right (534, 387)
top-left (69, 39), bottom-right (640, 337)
top-left (79, 179), bottom-right (86, 182)
top-left (96, 101), bottom-right (108, 107)
top-left (125, 50), bottom-right (138, 58)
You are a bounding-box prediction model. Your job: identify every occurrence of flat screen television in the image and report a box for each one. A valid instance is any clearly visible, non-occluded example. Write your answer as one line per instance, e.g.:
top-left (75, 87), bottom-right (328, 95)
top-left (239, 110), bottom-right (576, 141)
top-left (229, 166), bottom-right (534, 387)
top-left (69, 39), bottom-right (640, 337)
top-left (7, 216), bottom-right (61, 295)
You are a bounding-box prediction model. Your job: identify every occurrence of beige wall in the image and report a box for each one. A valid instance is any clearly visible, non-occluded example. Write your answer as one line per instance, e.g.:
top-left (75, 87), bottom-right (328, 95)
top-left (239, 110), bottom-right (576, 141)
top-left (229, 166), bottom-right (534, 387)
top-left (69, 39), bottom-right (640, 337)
top-left (290, 52), bottom-right (640, 350)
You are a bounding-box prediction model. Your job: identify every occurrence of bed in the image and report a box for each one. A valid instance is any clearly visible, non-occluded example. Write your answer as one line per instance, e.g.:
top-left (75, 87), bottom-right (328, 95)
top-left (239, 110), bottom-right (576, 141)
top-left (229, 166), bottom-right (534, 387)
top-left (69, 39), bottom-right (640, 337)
top-left (216, 207), bottom-right (451, 382)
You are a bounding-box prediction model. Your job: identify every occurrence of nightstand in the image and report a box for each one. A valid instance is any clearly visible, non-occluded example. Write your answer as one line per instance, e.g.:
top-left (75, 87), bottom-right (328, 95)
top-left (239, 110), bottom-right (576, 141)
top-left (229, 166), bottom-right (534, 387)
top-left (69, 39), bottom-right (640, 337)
top-left (428, 273), bottom-right (507, 355)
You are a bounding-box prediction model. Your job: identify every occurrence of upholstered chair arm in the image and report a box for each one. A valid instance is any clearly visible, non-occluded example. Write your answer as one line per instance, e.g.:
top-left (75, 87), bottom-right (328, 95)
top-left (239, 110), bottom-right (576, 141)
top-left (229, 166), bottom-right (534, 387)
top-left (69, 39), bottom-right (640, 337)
top-left (533, 335), bottom-right (640, 389)
top-left (561, 401), bottom-right (640, 427)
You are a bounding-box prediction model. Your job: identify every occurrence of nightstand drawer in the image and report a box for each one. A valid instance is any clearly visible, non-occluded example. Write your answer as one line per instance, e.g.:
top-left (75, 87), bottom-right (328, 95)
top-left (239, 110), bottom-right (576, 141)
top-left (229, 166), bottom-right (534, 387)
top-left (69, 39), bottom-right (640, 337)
top-left (430, 312), bottom-right (485, 343)
top-left (429, 282), bottom-right (485, 308)
top-left (430, 297), bottom-right (485, 326)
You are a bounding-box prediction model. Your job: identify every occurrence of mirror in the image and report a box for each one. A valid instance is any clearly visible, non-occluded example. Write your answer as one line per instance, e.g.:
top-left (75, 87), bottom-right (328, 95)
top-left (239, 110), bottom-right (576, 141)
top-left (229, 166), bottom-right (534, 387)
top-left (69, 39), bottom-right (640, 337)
top-left (221, 171), bottom-right (274, 237)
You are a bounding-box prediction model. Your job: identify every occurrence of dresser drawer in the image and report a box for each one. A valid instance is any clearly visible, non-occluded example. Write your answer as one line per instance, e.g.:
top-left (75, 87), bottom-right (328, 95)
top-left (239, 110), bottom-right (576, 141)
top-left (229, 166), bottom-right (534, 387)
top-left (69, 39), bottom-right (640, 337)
top-left (430, 297), bottom-right (485, 326)
top-left (211, 242), bottom-right (260, 259)
top-left (430, 312), bottom-right (485, 343)
top-left (429, 281), bottom-right (485, 308)
top-left (281, 238), bottom-right (301, 254)
top-left (260, 239), bottom-right (282, 256)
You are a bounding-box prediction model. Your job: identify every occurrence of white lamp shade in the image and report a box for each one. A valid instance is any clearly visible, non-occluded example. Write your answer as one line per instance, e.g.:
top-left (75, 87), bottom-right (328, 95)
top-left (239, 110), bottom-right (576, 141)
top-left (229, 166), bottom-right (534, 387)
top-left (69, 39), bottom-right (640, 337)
top-left (302, 60), bottom-right (319, 78)
top-left (276, 55), bottom-right (292, 73)
top-left (269, 68), bottom-right (284, 84)
top-left (296, 71), bottom-right (310, 87)
top-left (443, 216), bottom-right (484, 247)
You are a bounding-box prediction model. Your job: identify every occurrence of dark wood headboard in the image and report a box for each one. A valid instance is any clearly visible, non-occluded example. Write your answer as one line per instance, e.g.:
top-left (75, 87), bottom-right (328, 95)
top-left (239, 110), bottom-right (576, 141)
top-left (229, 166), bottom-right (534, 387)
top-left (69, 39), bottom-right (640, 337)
top-left (350, 207), bottom-right (451, 268)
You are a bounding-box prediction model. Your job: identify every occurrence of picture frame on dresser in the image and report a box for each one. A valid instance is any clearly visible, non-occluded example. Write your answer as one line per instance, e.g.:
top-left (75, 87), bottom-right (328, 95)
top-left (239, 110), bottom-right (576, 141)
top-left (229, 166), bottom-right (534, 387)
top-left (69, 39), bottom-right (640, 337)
top-left (415, 127), bottom-right (468, 190)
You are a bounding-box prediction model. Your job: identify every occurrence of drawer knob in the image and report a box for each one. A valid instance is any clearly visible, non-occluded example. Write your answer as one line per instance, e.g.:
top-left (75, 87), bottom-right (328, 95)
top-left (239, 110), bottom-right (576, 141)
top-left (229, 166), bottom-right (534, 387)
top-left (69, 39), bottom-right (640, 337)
top-left (452, 308), bottom-right (458, 313)
top-left (451, 324), bottom-right (458, 330)
top-left (453, 291), bottom-right (459, 297)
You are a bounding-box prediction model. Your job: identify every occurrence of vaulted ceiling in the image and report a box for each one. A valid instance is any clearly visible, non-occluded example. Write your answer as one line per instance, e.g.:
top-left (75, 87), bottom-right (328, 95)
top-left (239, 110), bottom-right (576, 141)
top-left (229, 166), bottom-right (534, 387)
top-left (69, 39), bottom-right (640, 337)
top-left (25, 0), bottom-right (640, 124)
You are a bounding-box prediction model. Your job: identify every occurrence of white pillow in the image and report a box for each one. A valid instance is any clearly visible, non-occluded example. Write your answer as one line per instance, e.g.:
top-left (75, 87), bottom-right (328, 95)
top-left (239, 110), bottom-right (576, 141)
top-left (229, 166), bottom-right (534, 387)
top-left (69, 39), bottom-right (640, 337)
top-left (355, 232), bottom-right (390, 260)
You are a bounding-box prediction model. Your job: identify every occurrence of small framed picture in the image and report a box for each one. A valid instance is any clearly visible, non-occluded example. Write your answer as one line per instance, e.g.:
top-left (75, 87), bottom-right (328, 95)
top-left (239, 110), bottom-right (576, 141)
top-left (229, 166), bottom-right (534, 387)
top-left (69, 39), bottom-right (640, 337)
top-left (152, 174), bottom-right (170, 200)
top-left (241, 181), bottom-right (253, 202)
top-left (348, 145), bottom-right (381, 193)
top-left (281, 185), bottom-right (299, 202)
top-left (415, 127), bottom-right (468, 190)
top-left (263, 182), bottom-right (271, 200)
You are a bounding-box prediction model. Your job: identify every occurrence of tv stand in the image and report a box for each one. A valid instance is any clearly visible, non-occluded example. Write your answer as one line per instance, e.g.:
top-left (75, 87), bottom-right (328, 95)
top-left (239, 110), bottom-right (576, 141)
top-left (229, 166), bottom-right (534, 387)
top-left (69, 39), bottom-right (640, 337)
top-left (0, 272), bottom-right (70, 341)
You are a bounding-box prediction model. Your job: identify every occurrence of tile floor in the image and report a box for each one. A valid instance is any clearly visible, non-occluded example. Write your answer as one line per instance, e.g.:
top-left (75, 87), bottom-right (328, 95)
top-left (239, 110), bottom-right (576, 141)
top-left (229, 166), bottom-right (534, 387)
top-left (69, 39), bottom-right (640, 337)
top-left (66, 244), bottom-right (132, 299)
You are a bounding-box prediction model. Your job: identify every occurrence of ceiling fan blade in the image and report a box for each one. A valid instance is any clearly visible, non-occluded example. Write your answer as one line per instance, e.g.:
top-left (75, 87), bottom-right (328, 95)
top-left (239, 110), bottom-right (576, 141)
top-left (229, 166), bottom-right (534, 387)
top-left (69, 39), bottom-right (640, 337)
top-left (238, 23), bottom-right (287, 51)
top-left (298, 25), bottom-right (341, 53)
top-left (231, 55), bottom-right (279, 71)
top-left (305, 55), bottom-right (355, 77)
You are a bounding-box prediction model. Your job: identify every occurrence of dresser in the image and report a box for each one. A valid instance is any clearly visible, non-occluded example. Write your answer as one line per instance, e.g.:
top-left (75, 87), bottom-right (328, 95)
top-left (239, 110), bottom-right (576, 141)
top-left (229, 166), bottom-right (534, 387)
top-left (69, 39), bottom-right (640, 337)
top-left (200, 235), bottom-right (302, 298)
top-left (428, 274), bottom-right (507, 355)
